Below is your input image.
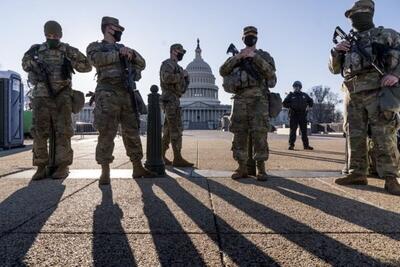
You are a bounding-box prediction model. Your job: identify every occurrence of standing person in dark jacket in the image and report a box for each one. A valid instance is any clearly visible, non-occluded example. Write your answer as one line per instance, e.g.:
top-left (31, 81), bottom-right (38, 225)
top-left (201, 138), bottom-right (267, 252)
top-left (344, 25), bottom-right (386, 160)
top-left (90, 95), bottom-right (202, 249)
top-left (283, 81), bottom-right (314, 150)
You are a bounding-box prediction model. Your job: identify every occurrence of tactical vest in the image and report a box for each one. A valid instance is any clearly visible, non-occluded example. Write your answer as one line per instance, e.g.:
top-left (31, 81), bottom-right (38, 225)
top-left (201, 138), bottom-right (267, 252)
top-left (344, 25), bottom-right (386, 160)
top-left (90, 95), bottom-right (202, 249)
top-left (29, 43), bottom-right (73, 97)
top-left (160, 59), bottom-right (188, 100)
top-left (95, 42), bottom-right (124, 84)
top-left (342, 27), bottom-right (385, 92)
top-left (160, 59), bottom-right (189, 96)
top-left (222, 49), bottom-right (275, 94)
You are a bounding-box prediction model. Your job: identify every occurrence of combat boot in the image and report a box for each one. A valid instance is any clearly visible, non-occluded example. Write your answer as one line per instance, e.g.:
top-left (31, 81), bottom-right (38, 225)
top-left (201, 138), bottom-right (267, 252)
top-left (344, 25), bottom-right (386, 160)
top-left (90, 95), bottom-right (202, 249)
top-left (51, 164), bottom-right (70, 180)
top-left (288, 145), bottom-right (294, 150)
top-left (99, 164), bottom-right (111, 185)
top-left (256, 161), bottom-right (268, 181)
top-left (172, 150), bottom-right (194, 168)
top-left (231, 161), bottom-right (248, 180)
top-left (335, 173), bottom-right (368, 186)
top-left (384, 177), bottom-right (400, 196)
top-left (162, 147), bottom-right (172, 165)
top-left (304, 146), bottom-right (314, 150)
top-left (32, 165), bottom-right (47, 181)
top-left (132, 161), bottom-right (155, 178)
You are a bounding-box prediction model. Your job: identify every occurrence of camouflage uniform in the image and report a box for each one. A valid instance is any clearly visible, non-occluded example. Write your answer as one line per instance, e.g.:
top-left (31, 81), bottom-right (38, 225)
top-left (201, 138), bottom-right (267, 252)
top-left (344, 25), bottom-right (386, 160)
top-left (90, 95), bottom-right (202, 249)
top-left (329, 0), bottom-right (400, 192)
top-left (160, 58), bottom-right (188, 156)
top-left (86, 40), bottom-right (146, 165)
top-left (22, 40), bottom-right (91, 168)
top-left (220, 27), bottom-right (277, 178)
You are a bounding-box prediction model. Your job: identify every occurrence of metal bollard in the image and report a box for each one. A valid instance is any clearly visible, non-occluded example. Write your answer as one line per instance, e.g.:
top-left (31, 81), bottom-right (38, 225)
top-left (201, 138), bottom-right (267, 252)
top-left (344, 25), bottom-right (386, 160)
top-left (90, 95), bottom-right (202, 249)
top-left (145, 85), bottom-right (165, 175)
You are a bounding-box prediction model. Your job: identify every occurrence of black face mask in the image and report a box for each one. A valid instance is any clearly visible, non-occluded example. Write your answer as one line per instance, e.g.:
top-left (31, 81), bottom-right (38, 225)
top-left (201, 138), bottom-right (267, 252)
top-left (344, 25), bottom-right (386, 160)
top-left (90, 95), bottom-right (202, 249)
top-left (176, 52), bottom-right (184, 61)
top-left (112, 30), bottom-right (123, 42)
top-left (350, 12), bottom-right (374, 32)
top-left (244, 36), bottom-right (258, 47)
top-left (47, 38), bottom-right (60, 49)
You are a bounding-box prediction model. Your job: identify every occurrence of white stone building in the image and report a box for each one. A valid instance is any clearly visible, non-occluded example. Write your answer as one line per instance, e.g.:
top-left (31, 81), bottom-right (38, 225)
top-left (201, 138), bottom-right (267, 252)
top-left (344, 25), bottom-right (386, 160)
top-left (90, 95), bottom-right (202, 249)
top-left (75, 103), bottom-right (95, 124)
top-left (181, 39), bottom-right (231, 130)
top-left (271, 108), bottom-right (289, 126)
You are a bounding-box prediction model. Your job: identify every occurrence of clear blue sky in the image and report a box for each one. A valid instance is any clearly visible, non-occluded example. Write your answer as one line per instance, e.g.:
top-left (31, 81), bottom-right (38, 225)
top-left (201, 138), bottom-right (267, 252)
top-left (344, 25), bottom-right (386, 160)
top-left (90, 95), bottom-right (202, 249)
top-left (1, 0), bottom-right (399, 105)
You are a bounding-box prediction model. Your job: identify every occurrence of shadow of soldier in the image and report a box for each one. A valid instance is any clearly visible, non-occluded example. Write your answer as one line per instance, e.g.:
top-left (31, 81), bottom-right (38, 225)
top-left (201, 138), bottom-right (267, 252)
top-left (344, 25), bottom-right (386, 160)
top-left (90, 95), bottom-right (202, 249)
top-left (246, 177), bottom-right (400, 241)
top-left (136, 177), bottom-right (277, 266)
top-left (92, 185), bottom-right (136, 267)
top-left (0, 179), bottom-right (65, 265)
top-left (171, 168), bottom-right (385, 266)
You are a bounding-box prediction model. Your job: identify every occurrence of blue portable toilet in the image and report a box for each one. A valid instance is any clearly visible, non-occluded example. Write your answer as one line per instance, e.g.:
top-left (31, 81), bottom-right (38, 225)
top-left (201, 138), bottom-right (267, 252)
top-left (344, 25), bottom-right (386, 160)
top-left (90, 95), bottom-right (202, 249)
top-left (0, 70), bottom-right (24, 149)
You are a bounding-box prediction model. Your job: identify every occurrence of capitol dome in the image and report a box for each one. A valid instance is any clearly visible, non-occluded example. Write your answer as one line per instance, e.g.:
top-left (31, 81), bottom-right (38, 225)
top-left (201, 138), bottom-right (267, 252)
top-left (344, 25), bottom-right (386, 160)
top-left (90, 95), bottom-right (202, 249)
top-left (180, 39), bottom-right (231, 130)
top-left (181, 39), bottom-right (220, 105)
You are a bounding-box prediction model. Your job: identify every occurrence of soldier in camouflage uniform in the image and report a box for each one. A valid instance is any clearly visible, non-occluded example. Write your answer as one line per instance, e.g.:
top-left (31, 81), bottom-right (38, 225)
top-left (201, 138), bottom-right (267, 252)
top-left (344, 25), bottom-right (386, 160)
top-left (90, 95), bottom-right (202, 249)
top-left (160, 44), bottom-right (194, 167)
top-left (22, 21), bottom-right (92, 180)
top-left (220, 26), bottom-right (277, 180)
top-left (86, 17), bottom-right (153, 185)
top-left (329, 0), bottom-right (400, 195)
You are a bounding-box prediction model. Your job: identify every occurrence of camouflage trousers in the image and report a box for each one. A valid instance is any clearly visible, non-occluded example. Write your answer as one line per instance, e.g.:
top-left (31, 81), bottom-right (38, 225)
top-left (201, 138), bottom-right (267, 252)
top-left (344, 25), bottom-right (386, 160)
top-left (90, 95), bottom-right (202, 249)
top-left (161, 98), bottom-right (183, 152)
top-left (345, 89), bottom-right (400, 178)
top-left (93, 85), bottom-right (143, 165)
top-left (229, 96), bottom-right (270, 162)
top-left (31, 92), bottom-right (74, 167)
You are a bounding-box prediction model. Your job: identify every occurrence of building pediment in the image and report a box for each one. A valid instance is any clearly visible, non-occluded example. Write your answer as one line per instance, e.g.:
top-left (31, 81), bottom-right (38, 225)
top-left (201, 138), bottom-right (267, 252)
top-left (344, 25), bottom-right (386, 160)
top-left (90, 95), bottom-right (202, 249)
top-left (181, 101), bottom-right (214, 108)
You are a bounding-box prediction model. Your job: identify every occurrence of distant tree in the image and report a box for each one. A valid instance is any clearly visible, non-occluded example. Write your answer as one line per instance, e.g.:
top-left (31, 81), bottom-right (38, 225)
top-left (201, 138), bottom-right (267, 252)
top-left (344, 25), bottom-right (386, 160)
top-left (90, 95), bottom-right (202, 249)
top-left (333, 110), bottom-right (343, 123)
top-left (308, 85), bottom-right (343, 123)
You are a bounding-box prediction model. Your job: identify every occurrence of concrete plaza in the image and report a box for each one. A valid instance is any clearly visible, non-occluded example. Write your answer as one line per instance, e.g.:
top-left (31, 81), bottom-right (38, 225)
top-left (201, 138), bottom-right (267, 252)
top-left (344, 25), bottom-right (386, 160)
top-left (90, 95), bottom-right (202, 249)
top-left (0, 131), bottom-right (399, 266)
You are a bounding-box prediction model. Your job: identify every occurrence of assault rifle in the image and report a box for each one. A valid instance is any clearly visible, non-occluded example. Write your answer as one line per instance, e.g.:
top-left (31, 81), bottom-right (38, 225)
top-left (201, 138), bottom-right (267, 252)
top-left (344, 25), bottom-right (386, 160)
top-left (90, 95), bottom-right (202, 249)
top-left (332, 26), bottom-right (385, 76)
top-left (226, 43), bottom-right (261, 81)
top-left (121, 57), bottom-right (141, 129)
top-left (32, 56), bottom-right (56, 98)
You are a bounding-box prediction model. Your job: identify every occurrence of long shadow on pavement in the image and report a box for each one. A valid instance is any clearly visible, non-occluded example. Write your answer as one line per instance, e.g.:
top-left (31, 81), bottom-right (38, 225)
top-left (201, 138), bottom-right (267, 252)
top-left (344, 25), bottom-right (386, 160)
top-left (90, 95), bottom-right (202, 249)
top-left (172, 169), bottom-right (385, 266)
top-left (92, 185), bottom-right (136, 266)
top-left (248, 177), bottom-right (400, 239)
top-left (137, 179), bottom-right (208, 266)
top-left (0, 180), bottom-right (65, 265)
top-left (136, 177), bottom-right (279, 266)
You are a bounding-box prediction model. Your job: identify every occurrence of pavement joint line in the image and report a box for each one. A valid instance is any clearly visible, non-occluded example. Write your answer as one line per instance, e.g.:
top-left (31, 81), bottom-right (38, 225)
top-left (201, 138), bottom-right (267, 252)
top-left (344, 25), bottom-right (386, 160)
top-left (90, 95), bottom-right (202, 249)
top-left (269, 150), bottom-right (345, 164)
top-left (0, 179), bottom-right (98, 241)
top-left (316, 178), bottom-right (388, 210)
top-left (205, 178), bottom-right (226, 267)
top-left (0, 168), bottom-right (34, 179)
